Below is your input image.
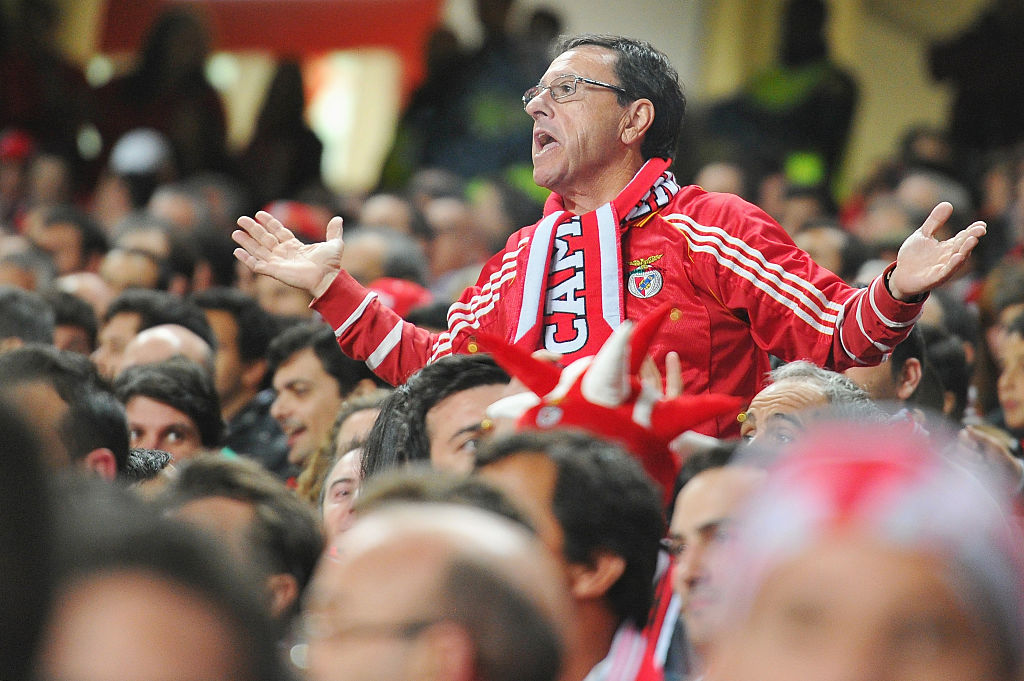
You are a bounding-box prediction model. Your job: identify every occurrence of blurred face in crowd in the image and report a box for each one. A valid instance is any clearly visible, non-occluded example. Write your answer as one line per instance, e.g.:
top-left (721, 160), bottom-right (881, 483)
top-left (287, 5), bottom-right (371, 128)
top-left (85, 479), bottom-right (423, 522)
top-left (739, 379), bottom-right (827, 448)
top-left (335, 407), bottom-right (380, 453)
top-left (321, 448), bottom-right (361, 542)
top-left (39, 570), bottom-right (247, 681)
top-left (271, 348), bottom-right (343, 466)
top-left (125, 395), bottom-right (204, 461)
top-left (29, 220), bottom-right (85, 276)
top-left (997, 330), bottom-right (1024, 430)
top-left (93, 311), bottom-right (141, 379)
top-left (54, 322), bottom-right (94, 356)
top-left (99, 249), bottom-right (162, 293)
top-left (669, 466), bottom-right (765, 655)
top-left (424, 383), bottom-right (507, 474)
top-left (706, 530), bottom-right (1009, 681)
top-left (988, 304), bottom-right (1024, 369)
top-left (201, 308), bottom-right (259, 418)
top-left (254, 274), bottom-right (312, 318)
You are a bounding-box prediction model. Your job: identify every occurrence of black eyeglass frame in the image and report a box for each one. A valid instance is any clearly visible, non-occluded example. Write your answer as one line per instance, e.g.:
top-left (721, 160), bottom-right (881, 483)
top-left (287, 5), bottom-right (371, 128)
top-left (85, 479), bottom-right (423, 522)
top-left (522, 74), bottom-right (630, 110)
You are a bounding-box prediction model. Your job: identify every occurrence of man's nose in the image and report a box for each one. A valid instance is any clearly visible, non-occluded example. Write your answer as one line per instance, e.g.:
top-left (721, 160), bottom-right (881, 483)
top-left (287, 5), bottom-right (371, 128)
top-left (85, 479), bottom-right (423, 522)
top-left (525, 89), bottom-right (552, 118)
top-left (269, 394), bottom-right (287, 421)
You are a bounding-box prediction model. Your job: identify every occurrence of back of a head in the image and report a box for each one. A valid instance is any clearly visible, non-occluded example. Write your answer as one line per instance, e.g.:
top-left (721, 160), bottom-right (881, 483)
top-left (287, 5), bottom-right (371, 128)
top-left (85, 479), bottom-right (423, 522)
top-left (476, 429), bottom-right (664, 628)
top-left (335, 503), bottom-right (567, 681)
top-left (0, 343), bottom-right (101, 404)
top-left (43, 485), bottom-right (285, 681)
top-left (0, 284), bottom-right (54, 345)
top-left (361, 353), bottom-right (509, 479)
top-left (160, 455), bottom-right (322, 597)
top-left (0, 398), bottom-right (53, 681)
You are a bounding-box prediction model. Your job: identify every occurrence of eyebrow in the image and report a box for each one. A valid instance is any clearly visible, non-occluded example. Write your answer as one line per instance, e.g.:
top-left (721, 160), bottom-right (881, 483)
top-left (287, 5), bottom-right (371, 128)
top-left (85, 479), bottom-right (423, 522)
top-left (279, 379), bottom-right (313, 391)
top-left (767, 413), bottom-right (804, 427)
top-left (448, 422), bottom-right (485, 443)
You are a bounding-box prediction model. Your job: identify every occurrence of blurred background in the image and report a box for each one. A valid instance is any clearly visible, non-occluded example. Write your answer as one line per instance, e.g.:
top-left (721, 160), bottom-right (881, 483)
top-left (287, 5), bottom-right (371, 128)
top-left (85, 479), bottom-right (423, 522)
top-left (11, 0), bottom-right (997, 198)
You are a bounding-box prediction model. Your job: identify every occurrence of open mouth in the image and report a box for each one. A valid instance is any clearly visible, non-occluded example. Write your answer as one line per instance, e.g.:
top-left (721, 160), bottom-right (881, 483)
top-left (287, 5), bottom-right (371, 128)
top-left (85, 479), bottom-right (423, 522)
top-left (534, 130), bottom-right (558, 153)
top-left (285, 426), bottom-right (306, 448)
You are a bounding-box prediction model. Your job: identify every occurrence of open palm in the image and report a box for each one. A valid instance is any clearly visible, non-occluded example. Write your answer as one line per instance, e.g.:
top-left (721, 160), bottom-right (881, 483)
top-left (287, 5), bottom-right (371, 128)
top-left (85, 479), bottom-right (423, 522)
top-left (233, 211), bottom-right (346, 298)
top-left (889, 202), bottom-right (986, 300)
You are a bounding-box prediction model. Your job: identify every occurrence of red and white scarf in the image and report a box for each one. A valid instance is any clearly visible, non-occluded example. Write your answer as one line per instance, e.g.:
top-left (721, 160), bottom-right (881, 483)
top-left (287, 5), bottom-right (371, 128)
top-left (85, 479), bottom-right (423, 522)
top-left (514, 157), bottom-right (679, 363)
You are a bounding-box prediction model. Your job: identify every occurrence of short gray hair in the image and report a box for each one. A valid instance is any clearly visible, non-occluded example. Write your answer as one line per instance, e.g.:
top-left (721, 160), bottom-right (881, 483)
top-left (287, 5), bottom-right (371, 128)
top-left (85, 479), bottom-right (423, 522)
top-left (768, 360), bottom-right (882, 419)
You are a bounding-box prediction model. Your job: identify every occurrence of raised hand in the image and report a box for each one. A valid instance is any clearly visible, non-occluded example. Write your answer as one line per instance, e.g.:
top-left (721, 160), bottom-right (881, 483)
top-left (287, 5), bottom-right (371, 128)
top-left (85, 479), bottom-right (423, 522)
top-left (888, 202), bottom-right (986, 301)
top-left (233, 211), bottom-right (345, 299)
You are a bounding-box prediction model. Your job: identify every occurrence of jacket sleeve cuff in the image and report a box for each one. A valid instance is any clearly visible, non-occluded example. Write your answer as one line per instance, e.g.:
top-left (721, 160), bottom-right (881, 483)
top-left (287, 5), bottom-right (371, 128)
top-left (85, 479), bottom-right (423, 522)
top-left (310, 270), bottom-right (376, 334)
top-left (870, 262), bottom-right (926, 328)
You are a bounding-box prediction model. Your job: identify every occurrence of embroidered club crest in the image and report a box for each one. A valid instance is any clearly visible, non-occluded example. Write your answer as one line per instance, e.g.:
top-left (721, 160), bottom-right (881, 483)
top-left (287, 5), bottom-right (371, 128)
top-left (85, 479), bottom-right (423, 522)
top-left (627, 254), bottom-right (664, 299)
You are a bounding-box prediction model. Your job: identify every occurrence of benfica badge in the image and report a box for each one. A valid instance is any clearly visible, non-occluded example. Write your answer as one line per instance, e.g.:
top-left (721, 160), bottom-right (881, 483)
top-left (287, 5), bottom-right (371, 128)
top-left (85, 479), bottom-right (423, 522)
top-left (626, 254), bottom-right (664, 298)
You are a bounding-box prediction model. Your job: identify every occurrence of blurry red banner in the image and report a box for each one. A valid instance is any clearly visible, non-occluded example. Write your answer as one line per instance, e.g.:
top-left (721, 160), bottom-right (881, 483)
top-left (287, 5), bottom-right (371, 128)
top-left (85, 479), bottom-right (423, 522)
top-left (100, 0), bottom-right (443, 90)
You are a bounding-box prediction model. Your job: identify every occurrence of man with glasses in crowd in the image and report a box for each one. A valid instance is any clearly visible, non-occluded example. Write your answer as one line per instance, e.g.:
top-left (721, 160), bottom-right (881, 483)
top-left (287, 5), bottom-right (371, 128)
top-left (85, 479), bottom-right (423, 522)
top-left (235, 34), bottom-right (985, 437)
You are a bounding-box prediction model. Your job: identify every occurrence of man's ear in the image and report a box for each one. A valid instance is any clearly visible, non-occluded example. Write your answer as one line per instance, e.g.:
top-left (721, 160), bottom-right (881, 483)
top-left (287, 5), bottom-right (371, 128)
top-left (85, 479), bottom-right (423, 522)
top-left (567, 550), bottom-right (626, 600)
top-left (620, 98), bottom-right (655, 148)
top-left (266, 573), bottom-right (300, 619)
top-left (897, 357), bottom-right (922, 401)
top-left (82, 448), bottom-right (117, 481)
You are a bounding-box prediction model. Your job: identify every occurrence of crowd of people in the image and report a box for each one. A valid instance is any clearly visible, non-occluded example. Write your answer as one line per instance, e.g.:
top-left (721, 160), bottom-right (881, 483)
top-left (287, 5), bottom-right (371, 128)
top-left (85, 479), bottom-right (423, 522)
top-left (3, 1), bottom-right (1024, 681)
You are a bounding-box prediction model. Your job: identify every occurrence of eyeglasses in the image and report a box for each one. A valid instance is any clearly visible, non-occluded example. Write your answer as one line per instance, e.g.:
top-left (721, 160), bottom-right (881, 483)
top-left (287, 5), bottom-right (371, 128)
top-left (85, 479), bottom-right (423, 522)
top-left (522, 74), bottom-right (630, 109)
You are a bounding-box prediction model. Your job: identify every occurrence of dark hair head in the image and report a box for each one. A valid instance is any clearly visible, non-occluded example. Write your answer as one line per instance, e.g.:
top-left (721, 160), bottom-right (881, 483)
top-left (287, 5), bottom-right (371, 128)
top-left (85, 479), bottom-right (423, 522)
top-left (104, 289), bottom-right (217, 351)
top-left (268, 321), bottom-right (387, 396)
top-left (43, 289), bottom-right (98, 350)
top-left (51, 486), bottom-right (285, 681)
top-left (0, 285), bottom-right (54, 344)
top-left (61, 387), bottom-right (130, 472)
top-left (191, 287), bottom-right (274, 364)
top-left (0, 343), bottom-right (102, 404)
top-left (475, 429), bottom-right (664, 627)
top-left (556, 34), bottom-right (685, 160)
top-left (441, 557), bottom-right (563, 681)
top-left (114, 357), bottom-right (224, 448)
top-left (361, 354), bottom-right (509, 480)
top-left (918, 323), bottom-right (970, 424)
top-left (43, 205), bottom-right (109, 260)
top-left (159, 455), bottom-right (322, 604)
top-left (0, 398), bottom-right (52, 681)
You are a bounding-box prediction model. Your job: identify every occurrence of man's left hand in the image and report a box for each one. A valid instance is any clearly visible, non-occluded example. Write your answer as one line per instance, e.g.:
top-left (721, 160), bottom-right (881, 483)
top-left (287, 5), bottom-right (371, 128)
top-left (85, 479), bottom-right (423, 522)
top-left (888, 201), bottom-right (986, 301)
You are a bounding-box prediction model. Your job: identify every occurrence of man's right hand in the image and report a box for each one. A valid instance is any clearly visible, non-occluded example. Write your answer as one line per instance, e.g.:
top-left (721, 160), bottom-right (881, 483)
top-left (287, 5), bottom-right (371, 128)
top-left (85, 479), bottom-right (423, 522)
top-left (233, 211), bottom-right (345, 299)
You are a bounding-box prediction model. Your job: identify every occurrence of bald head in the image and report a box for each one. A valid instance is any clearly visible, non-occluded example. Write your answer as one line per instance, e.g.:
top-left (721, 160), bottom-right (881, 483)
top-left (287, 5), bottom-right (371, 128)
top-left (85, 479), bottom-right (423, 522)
top-left (119, 324), bottom-right (214, 376)
top-left (306, 503), bottom-right (568, 681)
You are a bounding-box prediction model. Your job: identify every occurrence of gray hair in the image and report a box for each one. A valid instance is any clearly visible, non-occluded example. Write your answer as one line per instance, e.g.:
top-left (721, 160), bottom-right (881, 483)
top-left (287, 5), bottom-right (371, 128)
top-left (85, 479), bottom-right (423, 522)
top-left (768, 360), bottom-right (882, 419)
